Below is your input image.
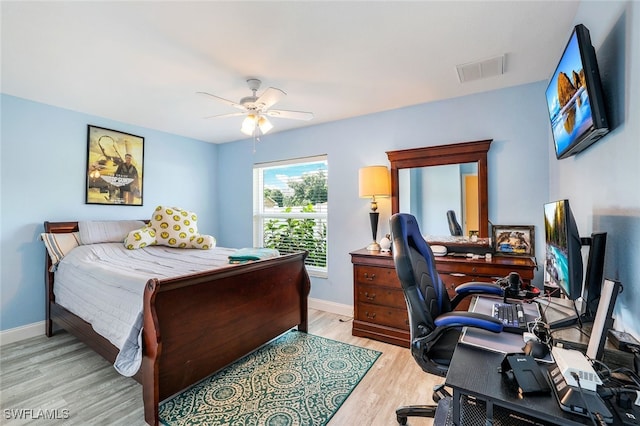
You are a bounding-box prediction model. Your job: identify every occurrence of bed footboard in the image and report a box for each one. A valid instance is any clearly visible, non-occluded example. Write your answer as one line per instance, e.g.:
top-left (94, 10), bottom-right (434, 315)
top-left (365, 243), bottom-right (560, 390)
top-left (142, 251), bottom-right (310, 426)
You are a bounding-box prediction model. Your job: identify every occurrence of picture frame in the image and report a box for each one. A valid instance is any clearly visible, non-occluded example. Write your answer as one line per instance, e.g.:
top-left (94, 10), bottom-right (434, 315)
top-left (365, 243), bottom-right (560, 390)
top-left (86, 125), bottom-right (144, 206)
top-left (492, 225), bottom-right (535, 257)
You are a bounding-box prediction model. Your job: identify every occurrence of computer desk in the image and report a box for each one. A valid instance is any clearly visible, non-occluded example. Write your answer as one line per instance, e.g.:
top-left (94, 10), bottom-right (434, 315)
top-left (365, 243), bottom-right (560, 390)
top-left (444, 344), bottom-right (621, 425)
top-left (444, 296), bottom-right (623, 425)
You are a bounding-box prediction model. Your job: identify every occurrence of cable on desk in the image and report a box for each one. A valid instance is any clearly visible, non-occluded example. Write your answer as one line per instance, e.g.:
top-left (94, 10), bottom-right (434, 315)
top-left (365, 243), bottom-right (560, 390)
top-left (571, 372), bottom-right (600, 426)
top-left (609, 366), bottom-right (640, 388)
top-left (591, 358), bottom-right (614, 382)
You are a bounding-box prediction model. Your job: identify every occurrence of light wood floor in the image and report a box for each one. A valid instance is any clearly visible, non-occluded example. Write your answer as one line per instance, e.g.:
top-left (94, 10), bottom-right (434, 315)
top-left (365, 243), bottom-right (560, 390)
top-left (0, 309), bottom-right (444, 425)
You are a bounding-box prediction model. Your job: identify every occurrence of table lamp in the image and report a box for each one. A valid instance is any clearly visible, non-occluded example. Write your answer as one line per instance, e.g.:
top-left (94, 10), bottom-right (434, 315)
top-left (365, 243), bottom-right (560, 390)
top-left (359, 166), bottom-right (390, 251)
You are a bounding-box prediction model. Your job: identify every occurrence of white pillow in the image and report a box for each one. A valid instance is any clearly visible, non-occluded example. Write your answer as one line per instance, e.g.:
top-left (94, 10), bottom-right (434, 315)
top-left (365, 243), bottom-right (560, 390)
top-left (41, 232), bottom-right (81, 270)
top-left (78, 220), bottom-right (145, 245)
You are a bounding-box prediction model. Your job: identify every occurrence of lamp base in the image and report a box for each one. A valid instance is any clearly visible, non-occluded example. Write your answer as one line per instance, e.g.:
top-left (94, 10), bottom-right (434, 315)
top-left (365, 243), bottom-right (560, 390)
top-left (366, 241), bottom-right (381, 251)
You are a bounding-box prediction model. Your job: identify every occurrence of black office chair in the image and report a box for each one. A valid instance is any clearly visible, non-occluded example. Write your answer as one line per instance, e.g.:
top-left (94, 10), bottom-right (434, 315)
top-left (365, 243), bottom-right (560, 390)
top-left (446, 210), bottom-right (463, 236)
top-left (390, 213), bottom-right (504, 425)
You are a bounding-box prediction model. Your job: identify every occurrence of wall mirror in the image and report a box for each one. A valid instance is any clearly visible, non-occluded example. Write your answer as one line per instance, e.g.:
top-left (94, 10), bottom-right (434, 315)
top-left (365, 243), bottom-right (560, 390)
top-left (387, 139), bottom-right (492, 238)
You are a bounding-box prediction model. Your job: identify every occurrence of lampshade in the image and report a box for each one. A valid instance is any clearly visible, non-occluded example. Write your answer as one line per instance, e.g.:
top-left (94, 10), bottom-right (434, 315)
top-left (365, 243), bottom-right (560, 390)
top-left (358, 166), bottom-right (390, 198)
top-left (258, 116), bottom-right (273, 134)
top-left (241, 114), bottom-right (257, 136)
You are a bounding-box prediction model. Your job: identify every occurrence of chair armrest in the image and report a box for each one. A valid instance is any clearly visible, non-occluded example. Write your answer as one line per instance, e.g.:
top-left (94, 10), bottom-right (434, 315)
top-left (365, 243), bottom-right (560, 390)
top-left (434, 311), bottom-right (503, 333)
top-left (450, 282), bottom-right (503, 309)
top-left (414, 311), bottom-right (503, 355)
top-left (456, 281), bottom-right (503, 295)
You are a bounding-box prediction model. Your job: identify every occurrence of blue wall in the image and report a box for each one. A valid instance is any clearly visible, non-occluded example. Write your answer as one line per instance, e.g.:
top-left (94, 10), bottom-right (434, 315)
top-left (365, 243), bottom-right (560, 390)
top-left (0, 95), bottom-right (218, 330)
top-left (1, 1), bottom-right (638, 340)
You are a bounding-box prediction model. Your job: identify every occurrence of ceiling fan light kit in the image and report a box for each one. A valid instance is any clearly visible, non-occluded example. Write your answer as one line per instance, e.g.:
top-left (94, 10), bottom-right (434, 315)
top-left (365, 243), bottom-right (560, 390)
top-left (198, 78), bottom-right (314, 139)
top-left (240, 114), bottom-right (274, 136)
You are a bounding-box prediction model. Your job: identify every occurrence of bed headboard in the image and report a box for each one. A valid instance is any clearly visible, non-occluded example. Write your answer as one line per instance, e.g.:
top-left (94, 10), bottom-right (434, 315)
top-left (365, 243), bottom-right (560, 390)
top-left (44, 221), bottom-right (80, 234)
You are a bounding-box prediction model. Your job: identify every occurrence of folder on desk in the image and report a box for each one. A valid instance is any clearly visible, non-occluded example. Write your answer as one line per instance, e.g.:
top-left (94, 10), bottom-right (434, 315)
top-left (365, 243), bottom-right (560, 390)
top-left (460, 297), bottom-right (552, 362)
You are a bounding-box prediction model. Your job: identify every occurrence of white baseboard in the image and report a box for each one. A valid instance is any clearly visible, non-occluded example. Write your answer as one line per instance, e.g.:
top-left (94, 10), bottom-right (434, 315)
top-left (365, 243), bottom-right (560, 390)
top-left (0, 321), bottom-right (45, 347)
top-left (0, 300), bottom-right (353, 346)
top-left (308, 297), bottom-right (353, 318)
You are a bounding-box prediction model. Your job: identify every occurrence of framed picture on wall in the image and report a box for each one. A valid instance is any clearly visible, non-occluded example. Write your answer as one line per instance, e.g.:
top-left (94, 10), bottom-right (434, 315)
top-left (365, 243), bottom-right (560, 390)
top-left (492, 225), bottom-right (535, 257)
top-left (85, 125), bottom-right (144, 206)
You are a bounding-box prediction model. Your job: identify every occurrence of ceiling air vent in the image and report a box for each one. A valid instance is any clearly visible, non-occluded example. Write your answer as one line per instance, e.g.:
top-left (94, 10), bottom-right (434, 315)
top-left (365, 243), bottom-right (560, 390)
top-left (456, 54), bottom-right (505, 83)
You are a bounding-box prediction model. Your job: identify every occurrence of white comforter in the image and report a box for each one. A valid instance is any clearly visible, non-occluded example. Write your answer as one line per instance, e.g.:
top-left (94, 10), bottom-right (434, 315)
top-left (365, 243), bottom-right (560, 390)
top-left (54, 243), bottom-right (238, 376)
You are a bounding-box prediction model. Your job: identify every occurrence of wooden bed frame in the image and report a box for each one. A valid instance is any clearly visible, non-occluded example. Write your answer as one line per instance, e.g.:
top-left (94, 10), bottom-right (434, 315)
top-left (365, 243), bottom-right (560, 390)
top-left (44, 221), bottom-right (311, 425)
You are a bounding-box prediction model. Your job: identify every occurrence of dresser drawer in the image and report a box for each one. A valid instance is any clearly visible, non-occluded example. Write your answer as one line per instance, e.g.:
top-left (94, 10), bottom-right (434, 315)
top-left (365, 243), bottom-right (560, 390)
top-left (356, 283), bottom-right (406, 309)
top-left (439, 273), bottom-right (491, 311)
top-left (354, 265), bottom-right (400, 288)
top-left (440, 273), bottom-right (493, 293)
top-left (356, 302), bottom-right (409, 330)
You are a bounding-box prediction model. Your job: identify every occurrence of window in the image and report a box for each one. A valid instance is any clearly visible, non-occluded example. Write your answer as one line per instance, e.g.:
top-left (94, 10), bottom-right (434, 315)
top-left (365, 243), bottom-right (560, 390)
top-left (253, 155), bottom-right (328, 277)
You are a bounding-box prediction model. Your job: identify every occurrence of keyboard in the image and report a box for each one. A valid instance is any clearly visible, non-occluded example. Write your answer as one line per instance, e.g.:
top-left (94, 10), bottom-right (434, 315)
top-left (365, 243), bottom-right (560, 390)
top-left (492, 302), bottom-right (527, 333)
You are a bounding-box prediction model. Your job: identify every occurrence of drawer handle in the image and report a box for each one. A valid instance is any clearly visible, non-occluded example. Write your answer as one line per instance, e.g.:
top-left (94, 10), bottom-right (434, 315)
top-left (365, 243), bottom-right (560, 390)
top-left (365, 311), bottom-right (376, 320)
top-left (364, 272), bottom-right (376, 281)
top-left (364, 292), bottom-right (376, 301)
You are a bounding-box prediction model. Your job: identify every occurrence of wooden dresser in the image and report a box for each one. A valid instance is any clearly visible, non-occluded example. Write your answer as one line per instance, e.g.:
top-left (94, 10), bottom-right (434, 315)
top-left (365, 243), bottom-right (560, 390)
top-left (350, 248), bottom-right (537, 347)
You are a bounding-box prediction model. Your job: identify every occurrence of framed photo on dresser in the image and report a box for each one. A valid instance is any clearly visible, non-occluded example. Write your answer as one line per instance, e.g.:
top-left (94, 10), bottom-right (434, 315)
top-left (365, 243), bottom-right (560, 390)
top-left (85, 125), bottom-right (144, 206)
top-left (492, 225), bottom-right (535, 257)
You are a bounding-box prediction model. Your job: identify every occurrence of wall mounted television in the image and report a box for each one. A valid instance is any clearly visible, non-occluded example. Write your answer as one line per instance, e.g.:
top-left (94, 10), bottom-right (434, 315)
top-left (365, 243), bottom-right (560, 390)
top-left (545, 24), bottom-right (609, 160)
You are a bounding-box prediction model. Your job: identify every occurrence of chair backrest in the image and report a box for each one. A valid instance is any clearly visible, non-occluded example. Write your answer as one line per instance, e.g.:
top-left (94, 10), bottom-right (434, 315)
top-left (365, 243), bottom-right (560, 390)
top-left (390, 213), bottom-right (452, 340)
top-left (446, 210), bottom-right (463, 236)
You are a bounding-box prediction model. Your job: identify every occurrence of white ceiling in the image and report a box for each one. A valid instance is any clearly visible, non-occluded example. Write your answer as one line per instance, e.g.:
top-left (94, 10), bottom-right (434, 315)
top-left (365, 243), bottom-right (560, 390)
top-left (1, 1), bottom-right (580, 144)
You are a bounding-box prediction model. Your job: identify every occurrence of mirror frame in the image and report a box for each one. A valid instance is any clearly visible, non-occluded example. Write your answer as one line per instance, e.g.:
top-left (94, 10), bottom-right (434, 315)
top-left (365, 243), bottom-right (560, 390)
top-left (386, 139), bottom-right (492, 237)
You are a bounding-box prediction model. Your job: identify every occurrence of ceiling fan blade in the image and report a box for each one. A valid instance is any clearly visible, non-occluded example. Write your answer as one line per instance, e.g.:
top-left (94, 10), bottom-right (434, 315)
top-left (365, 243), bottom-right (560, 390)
top-left (265, 109), bottom-right (314, 121)
top-left (203, 112), bottom-right (246, 119)
top-left (255, 87), bottom-right (286, 110)
top-left (196, 91), bottom-right (245, 110)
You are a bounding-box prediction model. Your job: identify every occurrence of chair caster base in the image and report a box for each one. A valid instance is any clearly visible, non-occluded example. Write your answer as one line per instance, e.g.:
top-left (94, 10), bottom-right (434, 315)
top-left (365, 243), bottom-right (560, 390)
top-left (395, 405), bottom-right (437, 424)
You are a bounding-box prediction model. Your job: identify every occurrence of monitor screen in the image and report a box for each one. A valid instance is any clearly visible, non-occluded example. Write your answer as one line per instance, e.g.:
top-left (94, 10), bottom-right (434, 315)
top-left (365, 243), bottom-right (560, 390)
top-left (544, 199), bottom-right (583, 300)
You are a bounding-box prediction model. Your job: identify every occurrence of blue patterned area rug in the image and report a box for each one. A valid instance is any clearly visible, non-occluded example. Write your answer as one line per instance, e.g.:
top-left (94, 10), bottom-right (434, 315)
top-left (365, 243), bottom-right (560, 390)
top-left (159, 331), bottom-right (381, 426)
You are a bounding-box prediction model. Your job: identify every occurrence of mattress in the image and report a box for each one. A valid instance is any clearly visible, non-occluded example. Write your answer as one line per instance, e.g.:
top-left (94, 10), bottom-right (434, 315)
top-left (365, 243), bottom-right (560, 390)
top-left (54, 243), bottom-right (238, 375)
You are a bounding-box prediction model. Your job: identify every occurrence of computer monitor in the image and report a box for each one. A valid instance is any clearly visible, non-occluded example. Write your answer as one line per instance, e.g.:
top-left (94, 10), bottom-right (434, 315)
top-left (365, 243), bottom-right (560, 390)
top-left (544, 199), bottom-right (583, 300)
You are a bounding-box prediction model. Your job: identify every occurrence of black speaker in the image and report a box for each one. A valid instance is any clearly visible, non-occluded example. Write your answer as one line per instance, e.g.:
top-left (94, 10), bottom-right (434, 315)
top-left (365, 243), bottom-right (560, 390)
top-left (584, 232), bottom-right (607, 318)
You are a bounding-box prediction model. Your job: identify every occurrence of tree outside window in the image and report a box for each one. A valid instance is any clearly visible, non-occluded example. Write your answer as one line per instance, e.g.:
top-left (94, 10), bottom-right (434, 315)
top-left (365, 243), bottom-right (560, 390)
top-left (254, 156), bottom-right (328, 276)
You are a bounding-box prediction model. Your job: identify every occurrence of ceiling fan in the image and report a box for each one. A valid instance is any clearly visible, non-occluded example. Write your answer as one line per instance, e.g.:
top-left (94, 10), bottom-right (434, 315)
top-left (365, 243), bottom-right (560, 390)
top-left (198, 78), bottom-right (314, 137)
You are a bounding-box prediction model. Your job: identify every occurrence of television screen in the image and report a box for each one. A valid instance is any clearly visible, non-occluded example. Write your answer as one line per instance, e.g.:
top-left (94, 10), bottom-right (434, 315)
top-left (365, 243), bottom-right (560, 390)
top-left (544, 199), bottom-right (583, 300)
top-left (545, 24), bottom-right (608, 159)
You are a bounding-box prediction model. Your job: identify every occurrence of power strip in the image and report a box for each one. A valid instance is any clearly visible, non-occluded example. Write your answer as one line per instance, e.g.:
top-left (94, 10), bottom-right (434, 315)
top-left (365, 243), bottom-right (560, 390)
top-left (552, 346), bottom-right (602, 391)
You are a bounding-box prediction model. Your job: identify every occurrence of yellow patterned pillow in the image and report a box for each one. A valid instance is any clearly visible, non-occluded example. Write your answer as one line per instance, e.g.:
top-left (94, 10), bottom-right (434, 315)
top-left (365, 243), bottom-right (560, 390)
top-left (124, 205), bottom-right (215, 250)
top-left (124, 224), bottom-right (156, 249)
